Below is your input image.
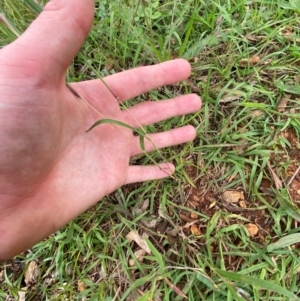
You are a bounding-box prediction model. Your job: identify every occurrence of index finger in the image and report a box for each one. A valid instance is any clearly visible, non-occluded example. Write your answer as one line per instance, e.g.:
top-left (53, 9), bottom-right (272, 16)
top-left (10, 0), bottom-right (94, 83)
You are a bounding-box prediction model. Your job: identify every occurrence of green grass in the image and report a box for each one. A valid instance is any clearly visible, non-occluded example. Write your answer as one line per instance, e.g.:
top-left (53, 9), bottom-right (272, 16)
top-left (1, 0), bottom-right (300, 300)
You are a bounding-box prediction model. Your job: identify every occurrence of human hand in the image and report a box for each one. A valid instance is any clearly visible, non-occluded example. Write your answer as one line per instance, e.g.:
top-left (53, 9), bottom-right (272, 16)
top-left (0, 0), bottom-right (201, 260)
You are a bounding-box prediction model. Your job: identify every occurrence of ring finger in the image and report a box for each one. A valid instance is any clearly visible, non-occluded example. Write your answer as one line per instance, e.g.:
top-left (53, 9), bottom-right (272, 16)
top-left (130, 125), bottom-right (196, 156)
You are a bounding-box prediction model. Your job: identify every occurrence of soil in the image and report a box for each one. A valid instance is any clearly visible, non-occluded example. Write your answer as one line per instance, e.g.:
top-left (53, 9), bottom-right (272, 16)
top-left (182, 127), bottom-right (300, 248)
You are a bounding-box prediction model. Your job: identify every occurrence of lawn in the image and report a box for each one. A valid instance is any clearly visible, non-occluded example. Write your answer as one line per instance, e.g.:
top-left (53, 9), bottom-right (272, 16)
top-left (0, 0), bottom-right (300, 300)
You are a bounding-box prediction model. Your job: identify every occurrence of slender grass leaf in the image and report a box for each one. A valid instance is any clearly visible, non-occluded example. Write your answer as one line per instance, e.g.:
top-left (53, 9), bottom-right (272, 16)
top-left (86, 118), bottom-right (136, 132)
top-left (87, 118), bottom-right (153, 153)
top-left (275, 80), bottom-right (300, 95)
top-left (196, 272), bottom-right (219, 291)
top-left (182, 169), bottom-right (196, 188)
top-left (136, 291), bottom-right (152, 301)
top-left (94, 231), bottom-right (107, 244)
top-left (267, 233), bottom-right (300, 252)
top-left (139, 134), bottom-right (145, 151)
top-left (240, 102), bottom-right (269, 109)
top-left (179, 11), bottom-right (195, 57)
top-left (23, 0), bottom-right (43, 14)
top-left (0, 21), bottom-right (17, 41)
top-left (164, 277), bottom-right (188, 299)
top-left (0, 10), bottom-right (21, 37)
top-left (216, 269), bottom-right (299, 300)
top-left (146, 239), bottom-right (164, 273)
top-left (276, 189), bottom-right (300, 221)
top-left (184, 33), bottom-right (220, 59)
top-left (280, 0), bottom-right (300, 13)
top-left (206, 211), bottom-right (221, 238)
top-left (121, 273), bottom-right (156, 301)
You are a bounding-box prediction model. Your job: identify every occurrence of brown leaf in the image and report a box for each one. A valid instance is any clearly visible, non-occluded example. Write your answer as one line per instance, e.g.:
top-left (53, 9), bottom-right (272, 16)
top-left (280, 26), bottom-right (293, 36)
top-left (190, 212), bottom-right (198, 219)
top-left (126, 231), bottom-right (151, 254)
top-left (239, 55), bottom-right (260, 67)
top-left (129, 249), bottom-right (147, 266)
top-left (141, 218), bottom-right (160, 229)
top-left (277, 97), bottom-right (289, 112)
top-left (77, 280), bottom-right (86, 292)
top-left (246, 35), bottom-right (263, 42)
top-left (245, 223), bottom-right (258, 237)
top-left (168, 207), bottom-right (174, 216)
top-left (164, 278), bottom-right (188, 299)
top-left (190, 224), bottom-right (202, 236)
top-left (214, 16), bottom-right (223, 36)
top-left (219, 95), bottom-right (241, 103)
top-left (251, 110), bottom-right (263, 118)
top-left (279, 25), bottom-right (298, 42)
top-left (180, 213), bottom-right (197, 223)
top-left (156, 220), bottom-right (168, 234)
top-left (24, 261), bottom-right (40, 286)
top-left (183, 220), bottom-right (198, 229)
top-left (158, 205), bottom-right (167, 219)
top-left (167, 234), bottom-right (177, 246)
top-left (215, 15), bottom-right (223, 27)
top-left (239, 201), bottom-right (247, 208)
top-left (166, 228), bottom-right (179, 237)
top-left (133, 199), bottom-right (150, 215)
top-left (208, 201), bottom-right (216, 209)
top-left (222, 190), bottom-right (244, 203)
top-left (267, 162), bottom-right (283, 189)
top-left (18, 290), bottom-right (27, 301)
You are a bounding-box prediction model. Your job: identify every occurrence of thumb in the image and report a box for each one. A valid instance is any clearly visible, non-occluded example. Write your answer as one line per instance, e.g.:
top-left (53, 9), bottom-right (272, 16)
top-left (11, 0), bottom-right (94, 82)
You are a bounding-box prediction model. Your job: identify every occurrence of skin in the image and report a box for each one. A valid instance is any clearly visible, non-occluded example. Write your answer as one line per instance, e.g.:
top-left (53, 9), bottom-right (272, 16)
top-left (0, 0), bottom-right (201, 261)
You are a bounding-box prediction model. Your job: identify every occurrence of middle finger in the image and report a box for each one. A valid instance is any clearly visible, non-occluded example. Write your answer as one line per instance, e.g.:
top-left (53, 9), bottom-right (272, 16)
top-left (125, 94), bottom-right (201, 128)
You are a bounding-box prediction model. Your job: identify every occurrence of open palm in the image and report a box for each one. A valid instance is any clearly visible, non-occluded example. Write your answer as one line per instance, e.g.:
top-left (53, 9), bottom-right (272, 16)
top-left (0, 0), bottom-right (201, 260)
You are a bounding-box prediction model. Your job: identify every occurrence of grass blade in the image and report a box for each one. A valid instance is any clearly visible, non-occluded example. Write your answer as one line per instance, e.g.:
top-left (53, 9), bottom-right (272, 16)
top-left (196, 272), bottom-right (219, 291)
top-left (86, 118), bottom-right (151, 155)
top-left (22, 0), bottom-right (43, 14)
top-left (139, 133), bottom-right (145, 151)
top-left (267, 233), bottom-right (300, 252)
top-left (146, 239), bottom-right (164, 273)
top-left (215, 269), bottom-right (299, 300)
top-left (276, 189), bottom-right (300, 221)
top-left (0, 10), bottom-right (21, 37)
top-left (86, 118), bottom-right (136, 132)
top-left (275, 80), bottom-right (300, 95)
